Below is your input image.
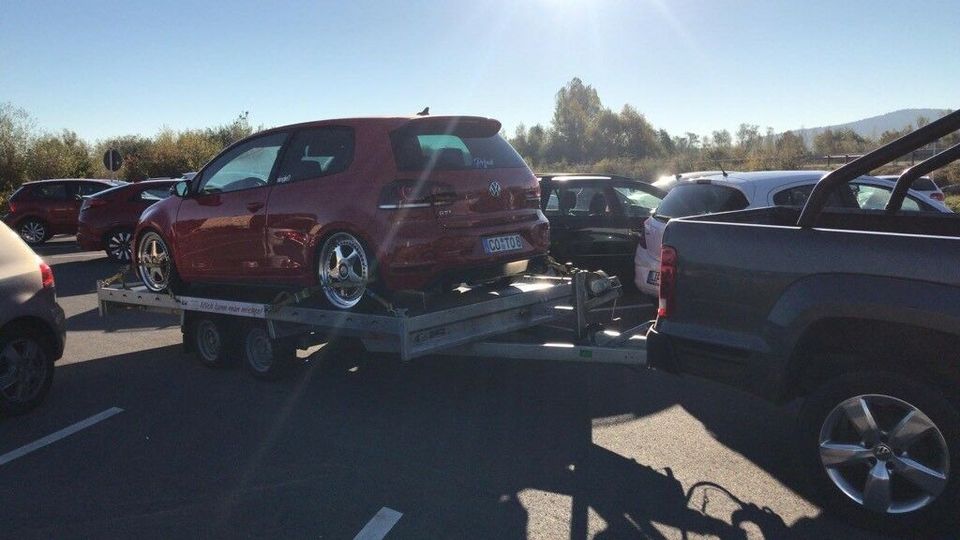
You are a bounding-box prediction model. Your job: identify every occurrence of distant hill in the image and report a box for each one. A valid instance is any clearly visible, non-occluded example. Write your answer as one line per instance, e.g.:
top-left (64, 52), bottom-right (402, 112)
top-left (793, 108), bottom-right (952, 147)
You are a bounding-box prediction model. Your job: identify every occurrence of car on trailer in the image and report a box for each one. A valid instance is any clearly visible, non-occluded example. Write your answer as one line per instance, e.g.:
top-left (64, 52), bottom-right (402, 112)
top-left (134, 115), bottom-right (550, 309)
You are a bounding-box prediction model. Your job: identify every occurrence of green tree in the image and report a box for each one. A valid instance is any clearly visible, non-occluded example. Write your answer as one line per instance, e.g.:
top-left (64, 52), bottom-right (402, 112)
top-left (0, 103), bottom-right (33, 193)
top-left (26, 130), bottom-right (92, 180)
top-left (775, 131), bottom-right (806, 169)
top-left (549, 78), bottom-right (603, 163)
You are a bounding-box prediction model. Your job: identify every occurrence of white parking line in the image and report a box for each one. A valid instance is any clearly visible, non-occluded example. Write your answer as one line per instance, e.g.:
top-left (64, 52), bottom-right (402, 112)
top-left (353, 507), bottom-right (403, 540)
top-left (0, 407), bottom-right (124, 466)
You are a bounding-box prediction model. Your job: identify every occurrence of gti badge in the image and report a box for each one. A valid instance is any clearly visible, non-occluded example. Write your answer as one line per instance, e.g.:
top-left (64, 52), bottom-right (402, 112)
top-left (489, 181), bottom-right (502, 198)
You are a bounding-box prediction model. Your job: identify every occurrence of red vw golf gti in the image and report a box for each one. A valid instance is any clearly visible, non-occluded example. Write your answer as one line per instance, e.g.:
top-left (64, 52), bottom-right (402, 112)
top-left (134, 116), bottom-right (550, 309)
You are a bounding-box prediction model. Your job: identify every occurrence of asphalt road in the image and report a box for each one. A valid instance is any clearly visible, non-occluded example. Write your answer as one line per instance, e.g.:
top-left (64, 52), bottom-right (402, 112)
top-left (0, 237), bottom-right (888, 539)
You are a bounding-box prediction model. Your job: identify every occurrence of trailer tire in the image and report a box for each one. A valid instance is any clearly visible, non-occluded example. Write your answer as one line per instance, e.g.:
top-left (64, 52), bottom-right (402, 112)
top-left (241, 324), bottom-right (296, 380)
top-left (189, 315), bottom-right (238, 368)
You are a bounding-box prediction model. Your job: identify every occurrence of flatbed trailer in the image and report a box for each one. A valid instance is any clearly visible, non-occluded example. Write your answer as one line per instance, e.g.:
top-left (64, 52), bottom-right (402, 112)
top-left (97, 271), bottom-right (650, 377)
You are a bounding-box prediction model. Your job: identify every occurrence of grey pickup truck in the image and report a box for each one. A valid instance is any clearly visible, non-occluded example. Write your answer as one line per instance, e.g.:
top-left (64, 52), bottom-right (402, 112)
top-left (648, 110), bottom-right (960, 532)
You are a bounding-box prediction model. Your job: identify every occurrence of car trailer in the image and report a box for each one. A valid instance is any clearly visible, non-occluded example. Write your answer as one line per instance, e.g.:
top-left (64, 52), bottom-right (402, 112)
top-left (97, 271), bottom-right (650, 377)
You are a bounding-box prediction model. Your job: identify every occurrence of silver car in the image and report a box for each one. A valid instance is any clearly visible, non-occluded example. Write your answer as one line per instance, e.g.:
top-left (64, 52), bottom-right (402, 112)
top-left (0, 222), bottom-right (65, 416)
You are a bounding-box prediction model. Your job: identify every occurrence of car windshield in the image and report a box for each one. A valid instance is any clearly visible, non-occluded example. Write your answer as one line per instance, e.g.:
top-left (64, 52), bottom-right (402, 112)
top-left (654, 183), bottom-right (749, 219)
top-left (612, 185), bottom-right (662, 216)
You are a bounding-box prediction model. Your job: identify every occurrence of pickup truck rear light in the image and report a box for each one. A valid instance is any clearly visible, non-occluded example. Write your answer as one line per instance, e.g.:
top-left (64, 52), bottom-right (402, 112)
top-left (658, 246), bottom-right (677, 318)
top-left (378, 179), bottom-right (455, 209)
top-left (931, 192), bottom-right (945, 202)
top-left (39, 262), bottom-right (55, 289)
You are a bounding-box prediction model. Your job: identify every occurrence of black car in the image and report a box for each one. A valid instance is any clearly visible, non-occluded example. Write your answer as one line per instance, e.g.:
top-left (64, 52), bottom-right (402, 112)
top-left (538, 174), bottom-right (665, 284)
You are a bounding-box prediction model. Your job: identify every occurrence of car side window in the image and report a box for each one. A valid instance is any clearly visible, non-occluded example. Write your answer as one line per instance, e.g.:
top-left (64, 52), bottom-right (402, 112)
top-left (613, 186), bottom-right (661, 216)
top-left (275, 127), bottom-right (354, 183)
top-left (547, 186), bottom-right (608, 217)
top-left (772, 184), bottom-right (857, 209)
top-left (34, 183), bottom-right (68, 200)
top-left (140, 186), bottom-right (174, 201)
top-left (853, 183), bottom-right (924, 212)
top-left (197, 132), bottom-right (288, 194)
top-left (76, 182), bottom-right (108, 197)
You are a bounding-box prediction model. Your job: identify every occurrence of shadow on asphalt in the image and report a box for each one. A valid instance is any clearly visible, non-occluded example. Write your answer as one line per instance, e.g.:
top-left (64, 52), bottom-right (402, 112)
top-left (1, 340), bottom-right (883, 539)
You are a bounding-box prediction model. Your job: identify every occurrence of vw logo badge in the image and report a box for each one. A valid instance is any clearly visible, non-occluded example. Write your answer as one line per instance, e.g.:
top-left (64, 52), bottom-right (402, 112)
top-left (489, 181), bottom-right (502, 198)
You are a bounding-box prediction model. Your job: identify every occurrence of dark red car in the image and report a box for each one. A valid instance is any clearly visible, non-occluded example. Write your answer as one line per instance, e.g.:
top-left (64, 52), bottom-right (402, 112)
top-left (77, 180), bottom-right (178, 261)
top-left (134, 115), bottom-right (550, 309)
top-left (3, 179), bottom-right (125, 246)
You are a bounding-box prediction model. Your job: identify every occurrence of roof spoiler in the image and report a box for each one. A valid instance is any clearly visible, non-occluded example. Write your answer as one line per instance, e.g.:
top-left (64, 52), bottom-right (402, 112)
top-left (398, 116), bottom-right (502, 138)
top-left (797, 109), bottom-right (960, 228)
top-left (884, 142), bottom-right (960, 213)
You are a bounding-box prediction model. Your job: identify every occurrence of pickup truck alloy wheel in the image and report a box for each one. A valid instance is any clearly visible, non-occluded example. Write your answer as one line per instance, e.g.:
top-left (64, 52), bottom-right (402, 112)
top-left (0, 336), bottom-right (50, 407)
top-left (137, 231), bottom-right (172, 292)
top-left (106, 230), bottom-right (133, 262)
top-left (19, 220), bottom-right (47, 245)
top-left (318, 232), bottom-right (369, 310)
top-left (818, 393), bottom-right (950, 515)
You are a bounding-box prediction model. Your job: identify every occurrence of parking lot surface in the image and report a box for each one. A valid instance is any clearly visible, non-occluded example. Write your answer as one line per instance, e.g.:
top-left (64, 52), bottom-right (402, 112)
top-left (0, 237), bottom-right (886, 539)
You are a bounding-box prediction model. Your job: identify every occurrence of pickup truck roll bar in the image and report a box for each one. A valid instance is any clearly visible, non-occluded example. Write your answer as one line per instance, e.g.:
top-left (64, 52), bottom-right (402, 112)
top-left (885, 142), bottom-right (960, 213)
top-left (798, 108), bottom-right (960, 227)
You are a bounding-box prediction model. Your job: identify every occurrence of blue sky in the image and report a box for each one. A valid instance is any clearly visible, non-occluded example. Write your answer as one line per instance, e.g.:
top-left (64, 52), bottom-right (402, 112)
top-left (2, 0), bottom-right (958, 142)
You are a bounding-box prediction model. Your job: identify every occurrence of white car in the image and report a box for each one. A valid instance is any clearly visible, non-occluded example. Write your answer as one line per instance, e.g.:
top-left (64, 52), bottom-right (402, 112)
top-left (634, 170), bottom-right (951, 297)
top-left (876, 174), bottom-right (945, 204)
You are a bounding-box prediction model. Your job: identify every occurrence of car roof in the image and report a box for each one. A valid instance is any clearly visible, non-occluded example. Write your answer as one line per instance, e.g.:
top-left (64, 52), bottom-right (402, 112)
top-left (537, 173), bottom-right (641, 182)
top-left (258, 115), bottom-right (502, 135)
top-left (22, 178), bottom-right (121, 185)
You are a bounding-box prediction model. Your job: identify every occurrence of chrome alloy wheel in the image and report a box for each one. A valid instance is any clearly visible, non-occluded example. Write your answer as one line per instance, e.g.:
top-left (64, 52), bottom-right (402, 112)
top-left (0, 337), bottom-right (48, 404)
top-left (107, 230), bottom-right (134, 261)
top-left (318, 233), bottom-right (369, 310)
top-left (19, 221), bottom-right (46, 244)
top-left (137, 231), bottom-right (172, 292)
top-left (819, 393), bottom-right (950, 514)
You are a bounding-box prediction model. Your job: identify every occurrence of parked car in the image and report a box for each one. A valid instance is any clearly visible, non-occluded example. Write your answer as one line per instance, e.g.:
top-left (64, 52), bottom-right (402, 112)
top-left (134, 116), bottom-right (550, 309)
top-left (876, 174), bottom-right (945, 202)
top-left (647, 111), bottom-right (960, 532)
top-left (77, 179), bottom-right (179, 262)
top-left (0, 223), bottom-right (65, 416)
top-left (634, 170), bottom-right (949, 297)
top-left (538, 174), bottom-right (664, 283)
top-left (3, 178), bottom-right (126, 246)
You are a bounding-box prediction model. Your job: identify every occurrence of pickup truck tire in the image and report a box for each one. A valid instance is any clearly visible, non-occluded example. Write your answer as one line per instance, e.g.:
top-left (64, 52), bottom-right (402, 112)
top-left (800, 372), bottom-right (960, 532)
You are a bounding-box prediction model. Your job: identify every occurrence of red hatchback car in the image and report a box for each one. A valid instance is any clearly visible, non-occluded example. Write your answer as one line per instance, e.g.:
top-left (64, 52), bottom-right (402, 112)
top-left (3, 179), bottom-right (125, 246)
top-left (77, 179), bottom-right (178, 261)
top-left (134, 116), bottom-right (550, 309)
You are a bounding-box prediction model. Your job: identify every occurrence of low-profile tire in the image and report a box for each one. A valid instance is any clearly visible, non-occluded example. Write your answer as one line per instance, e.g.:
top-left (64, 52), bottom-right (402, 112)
top-left (136, 230), bottom-right (185, 294)
top-left (189, 315), bottom-right (239, 369)
top-left (104, 228), bottom-right (134, 263)
top-left (0, 324), bottom-right (55, 417)
top-left (316, 232), bottom-right (375, 311)
top-left (241, 324), bottom-right (296, 380)
top-left (799, 371), bottom-right (960, 533)
top-left (18, 219), bottom-right (49, 246)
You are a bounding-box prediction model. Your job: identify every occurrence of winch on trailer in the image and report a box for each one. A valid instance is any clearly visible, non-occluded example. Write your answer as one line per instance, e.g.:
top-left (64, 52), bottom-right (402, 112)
top-left (97, 269), bottom-right (650, 379)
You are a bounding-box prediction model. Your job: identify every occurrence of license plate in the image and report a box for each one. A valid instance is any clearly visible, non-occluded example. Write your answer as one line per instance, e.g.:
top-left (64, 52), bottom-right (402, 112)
top-left (483, 234), bottom-right (523, 254)
top-left (647, 271), bottom-right (660, 285)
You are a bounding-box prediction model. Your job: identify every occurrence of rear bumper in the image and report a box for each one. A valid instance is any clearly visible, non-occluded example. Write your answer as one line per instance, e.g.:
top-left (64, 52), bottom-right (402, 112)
top-left (633, 247), bottom-right (659, 297)
top-left (379, 216), bottom-right (550, 291)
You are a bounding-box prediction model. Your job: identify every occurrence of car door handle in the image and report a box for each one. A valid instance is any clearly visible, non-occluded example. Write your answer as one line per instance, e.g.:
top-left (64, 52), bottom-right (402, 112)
top-left (246, 202), bottom-right (265, 212)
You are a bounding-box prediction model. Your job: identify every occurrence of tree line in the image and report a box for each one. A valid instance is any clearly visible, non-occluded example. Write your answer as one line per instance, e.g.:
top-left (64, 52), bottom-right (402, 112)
top-left (2, 78), bottom-right (958, 206)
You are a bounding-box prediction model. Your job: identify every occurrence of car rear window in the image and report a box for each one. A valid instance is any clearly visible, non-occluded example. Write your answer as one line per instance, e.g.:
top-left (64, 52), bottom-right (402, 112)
top-left (911, 177), bottom-right (937, 191)
top-left (654, 183), bottom-right (749, 219)
top-left (392, 132), bottom-right (526, 171)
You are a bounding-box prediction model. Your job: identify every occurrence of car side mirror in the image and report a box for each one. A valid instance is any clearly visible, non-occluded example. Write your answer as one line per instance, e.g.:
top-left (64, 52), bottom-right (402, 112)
top-left (172, 181), bottom-right (190, 197)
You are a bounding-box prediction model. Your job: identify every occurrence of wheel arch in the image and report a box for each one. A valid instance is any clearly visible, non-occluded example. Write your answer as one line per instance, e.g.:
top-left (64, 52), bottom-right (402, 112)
top-left (0, 316), bottom-right (60, 358)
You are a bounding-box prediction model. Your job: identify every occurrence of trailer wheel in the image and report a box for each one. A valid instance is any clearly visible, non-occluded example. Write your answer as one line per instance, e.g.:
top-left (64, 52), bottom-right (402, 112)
top-left (190, 316), bottom-right (236, 368)
top-left (241, 324), bottom-right (296, 380)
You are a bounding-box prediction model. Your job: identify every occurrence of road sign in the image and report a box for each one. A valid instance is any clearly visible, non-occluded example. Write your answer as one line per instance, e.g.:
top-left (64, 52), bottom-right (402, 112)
top-left (103, 149), bottom-right (123, 172)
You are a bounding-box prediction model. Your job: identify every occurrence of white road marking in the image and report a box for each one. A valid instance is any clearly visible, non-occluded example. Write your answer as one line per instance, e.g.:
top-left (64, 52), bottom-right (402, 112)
top-left (353, 507), bottom-right (403, 540)
top-left (0, 407), bottom-right (124, 465)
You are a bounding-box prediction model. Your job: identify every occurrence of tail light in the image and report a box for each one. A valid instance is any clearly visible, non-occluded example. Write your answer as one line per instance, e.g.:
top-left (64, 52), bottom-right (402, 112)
top-left (525, 186), bottom-right (542, 209)
top-left (378, 179), bottom-right (455, 209)
top-left (81, 198), bottom-right (108, 211)
top-left (39, 262), bottom-right (55, 289)
top-left (8, 202), bottom-right (16, 213)
top-left (658, 246), bottom-right (677, 318)
top-left (931, 192), bottom-right (945, 202)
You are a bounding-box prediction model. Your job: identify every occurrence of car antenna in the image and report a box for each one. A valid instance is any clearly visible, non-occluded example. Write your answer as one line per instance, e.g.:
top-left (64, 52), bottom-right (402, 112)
top-left (417, 106), bottom-right (430, 116)
top-left (715, 159), bottom-right (728, 177)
